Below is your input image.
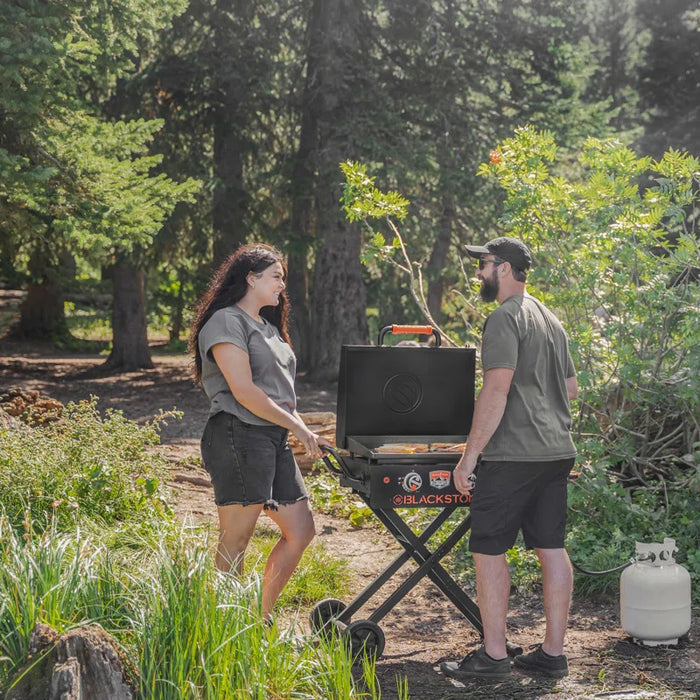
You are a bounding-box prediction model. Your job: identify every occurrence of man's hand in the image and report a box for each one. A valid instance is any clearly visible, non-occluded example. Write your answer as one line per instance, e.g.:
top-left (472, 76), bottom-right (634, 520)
top-left (453, 453), bottom-right (479, 495)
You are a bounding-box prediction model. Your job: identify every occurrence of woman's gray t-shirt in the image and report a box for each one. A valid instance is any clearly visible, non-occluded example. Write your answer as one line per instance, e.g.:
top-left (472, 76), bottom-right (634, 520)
top-left (198, 306), bottom-right (297, 425)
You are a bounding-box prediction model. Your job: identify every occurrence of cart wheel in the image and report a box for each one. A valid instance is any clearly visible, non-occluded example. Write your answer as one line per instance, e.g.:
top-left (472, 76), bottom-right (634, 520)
top-left (345, 619), bottom-right (386, 659)
top-left (310, 598), bottom-right (347, 637)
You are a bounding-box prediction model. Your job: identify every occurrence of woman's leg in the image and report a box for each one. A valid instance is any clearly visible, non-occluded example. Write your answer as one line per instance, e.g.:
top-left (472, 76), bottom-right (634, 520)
top-left (260, 499), bottom-right (315, 619)
top-left (216, 503), bottom-right (264, 573)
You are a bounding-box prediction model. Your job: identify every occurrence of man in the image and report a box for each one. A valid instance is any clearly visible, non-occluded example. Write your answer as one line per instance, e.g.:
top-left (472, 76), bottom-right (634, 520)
top-left (441, 236), bottom-right (578, 682)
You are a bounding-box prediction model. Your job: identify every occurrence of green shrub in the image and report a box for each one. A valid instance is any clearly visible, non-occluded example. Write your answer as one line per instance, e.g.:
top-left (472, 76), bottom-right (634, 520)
top-left (340, 135), bottom-right (700, 602)
top-left (567, 461), bottom-right (700, 600)
top-left (480, 127), bottom-right (699, 485)
top-left (0, 397), bottom-right (174, 533)
top-left (307, 469), bottom-right (376, 527)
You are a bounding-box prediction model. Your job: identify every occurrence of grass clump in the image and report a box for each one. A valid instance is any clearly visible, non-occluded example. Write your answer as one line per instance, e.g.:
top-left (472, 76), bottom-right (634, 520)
top-left (249, 523), bottom-right (351, 609)
top-left (0, 518), bottom-right (135, 682)
top-left (0, 521), bottom-right (380, 698)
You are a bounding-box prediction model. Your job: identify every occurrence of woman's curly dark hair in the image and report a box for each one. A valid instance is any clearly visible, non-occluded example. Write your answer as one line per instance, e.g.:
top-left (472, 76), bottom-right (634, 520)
top-left (188, 244), bottom-right (291, 382)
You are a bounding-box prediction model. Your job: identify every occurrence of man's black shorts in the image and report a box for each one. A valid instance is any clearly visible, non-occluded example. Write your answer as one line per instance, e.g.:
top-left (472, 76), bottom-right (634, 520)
top-left (200, 411), bottom-right (308, 508)
top-left (468, 457), bottom-right (575, 555)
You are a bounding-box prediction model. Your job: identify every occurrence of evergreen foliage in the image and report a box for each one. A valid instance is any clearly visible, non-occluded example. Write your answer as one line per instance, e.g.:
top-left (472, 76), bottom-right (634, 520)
top-left (3, 0), bottom-right (697, 363)
top-left (0, 0), bottom-right (198, 344)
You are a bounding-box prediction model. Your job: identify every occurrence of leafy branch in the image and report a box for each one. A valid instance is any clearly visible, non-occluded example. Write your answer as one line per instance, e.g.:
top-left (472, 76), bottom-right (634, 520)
top-left (340, 160), bottom-right (462, 346)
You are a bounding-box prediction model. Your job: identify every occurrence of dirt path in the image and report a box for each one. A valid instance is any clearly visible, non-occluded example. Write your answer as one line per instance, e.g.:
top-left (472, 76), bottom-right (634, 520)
top-left (1, 344), bottom-right (697, 700)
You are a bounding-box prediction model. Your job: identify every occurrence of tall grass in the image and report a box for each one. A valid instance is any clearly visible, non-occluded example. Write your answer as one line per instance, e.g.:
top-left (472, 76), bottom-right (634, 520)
top-left (133, 536), bottom-right (363, 698)
top-left (0, 519), bottom-right (382, 698)
top-left (0, 518), bottom-right (133, 678)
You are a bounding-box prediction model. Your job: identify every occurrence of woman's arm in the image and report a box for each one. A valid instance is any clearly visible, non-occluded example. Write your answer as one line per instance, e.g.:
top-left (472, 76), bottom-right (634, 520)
top-left (212, 342), bottom-right (327, 458)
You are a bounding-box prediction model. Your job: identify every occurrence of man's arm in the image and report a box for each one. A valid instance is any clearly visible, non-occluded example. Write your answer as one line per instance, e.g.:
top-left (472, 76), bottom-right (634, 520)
top-left (566, 375), bottom-right (578, 401)
top-left (453, 367), bottom-right (514, 494)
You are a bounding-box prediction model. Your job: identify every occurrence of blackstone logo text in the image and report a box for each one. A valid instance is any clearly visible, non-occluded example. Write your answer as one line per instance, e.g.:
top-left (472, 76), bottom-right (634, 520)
top-left (392, 493), bottom-right (471, 506)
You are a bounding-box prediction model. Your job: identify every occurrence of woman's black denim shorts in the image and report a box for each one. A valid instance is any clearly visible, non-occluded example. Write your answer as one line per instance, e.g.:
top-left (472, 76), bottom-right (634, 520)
top-left (200, 411), bottom-right (308, 509)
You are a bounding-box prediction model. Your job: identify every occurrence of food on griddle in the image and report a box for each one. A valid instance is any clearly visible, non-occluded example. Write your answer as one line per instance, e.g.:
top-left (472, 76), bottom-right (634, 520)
top-left (373, 442), bottom-right (465, 454)
top-left (375, 443), bottom-right (422, 453)
top-left (431, 443), bottom-right (466, 452)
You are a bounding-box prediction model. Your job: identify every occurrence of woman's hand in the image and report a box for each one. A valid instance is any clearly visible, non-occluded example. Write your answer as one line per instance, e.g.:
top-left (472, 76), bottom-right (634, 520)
top-left (292, 425), bottom-right (331, 460)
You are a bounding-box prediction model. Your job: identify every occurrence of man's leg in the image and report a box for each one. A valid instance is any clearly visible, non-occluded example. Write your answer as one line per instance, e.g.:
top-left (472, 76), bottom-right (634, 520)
top-left (535, 547), bottom-right (573, 656)
top-left (440, 549), bottom-right (512, 680)
top-left (474, 552), bottom-right (510, 660)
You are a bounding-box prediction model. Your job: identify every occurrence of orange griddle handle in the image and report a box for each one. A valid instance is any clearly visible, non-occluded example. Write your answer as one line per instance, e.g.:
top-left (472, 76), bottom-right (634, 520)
top-left (391, 324), bottom-right (434, 335)
top-left (377, 324), bottom-right (441, 346)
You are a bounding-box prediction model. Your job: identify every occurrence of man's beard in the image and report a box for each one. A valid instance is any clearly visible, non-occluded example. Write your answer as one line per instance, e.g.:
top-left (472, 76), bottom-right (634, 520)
top-left (479, 273), bottom-right (499, 303)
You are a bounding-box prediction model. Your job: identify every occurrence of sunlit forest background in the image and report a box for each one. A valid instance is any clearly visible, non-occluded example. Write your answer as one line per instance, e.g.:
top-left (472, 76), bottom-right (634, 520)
top-left (1, 0), bottom-right (697, 373)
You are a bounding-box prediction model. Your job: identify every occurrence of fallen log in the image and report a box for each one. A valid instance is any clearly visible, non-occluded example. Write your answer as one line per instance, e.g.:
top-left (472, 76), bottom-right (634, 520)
top-left (172, 473), bottom-right (213, 488)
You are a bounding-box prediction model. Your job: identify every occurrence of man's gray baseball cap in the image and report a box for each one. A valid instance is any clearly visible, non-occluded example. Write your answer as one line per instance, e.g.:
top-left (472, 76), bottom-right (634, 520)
top-left (464, 236), bottom-right (532, 271)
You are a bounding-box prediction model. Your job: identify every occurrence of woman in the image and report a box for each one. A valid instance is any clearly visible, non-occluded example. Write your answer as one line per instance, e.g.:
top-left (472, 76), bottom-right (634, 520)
top-left (189, 243), bottom-right (329, 621)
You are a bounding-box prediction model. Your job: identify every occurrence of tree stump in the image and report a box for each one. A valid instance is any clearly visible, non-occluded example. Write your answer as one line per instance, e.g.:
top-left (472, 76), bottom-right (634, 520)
top-left (6, 623), bottom-right (135, 700)
top-left (49, 658), bottom-right (81, 699)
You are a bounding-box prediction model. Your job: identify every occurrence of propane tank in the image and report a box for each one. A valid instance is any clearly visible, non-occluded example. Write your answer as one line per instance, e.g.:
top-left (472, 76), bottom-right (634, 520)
top-left (620, 538), bottom-right (691, 646)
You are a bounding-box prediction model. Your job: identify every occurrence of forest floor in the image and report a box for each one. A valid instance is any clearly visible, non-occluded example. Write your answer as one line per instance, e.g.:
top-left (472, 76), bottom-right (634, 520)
top-left (0, 337), bottom-right (698, 700)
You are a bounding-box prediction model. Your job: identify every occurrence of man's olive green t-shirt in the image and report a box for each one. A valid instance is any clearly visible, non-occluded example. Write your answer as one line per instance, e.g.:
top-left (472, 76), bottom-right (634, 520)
top-left (198, 306), bottom-right (296, 425)
top-left (481, 293), bottom-right (576, 462)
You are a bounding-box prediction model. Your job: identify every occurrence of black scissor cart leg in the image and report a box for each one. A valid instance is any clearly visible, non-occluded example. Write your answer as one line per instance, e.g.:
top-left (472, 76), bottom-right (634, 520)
top-left (312, 447), bottom-right (522, 659)
top-left (310, 491), bottom-right (522, 659)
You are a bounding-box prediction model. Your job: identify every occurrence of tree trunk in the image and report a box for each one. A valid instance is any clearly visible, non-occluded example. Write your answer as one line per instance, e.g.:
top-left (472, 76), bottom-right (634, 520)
top-left (210, 0), bottom-right (250, 266)
top-left (18, 278), bottom-right (66, 339)
top-left (306, 0), bottom-right (369, 380)
top-left (311, 178), bottom-right (368, 379)
top-left (104, 257), bottom-right (154, 371)
top-left (16, 247), bottom-right (71, 339)
top-left (426, 186), bottom-right (456, 324)
top-left (287, 248), bottom-right (312, 370)
top-left (212, 114), bottom-right (246, 265)
top-left (287, 54), bottom-right (320, 370)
